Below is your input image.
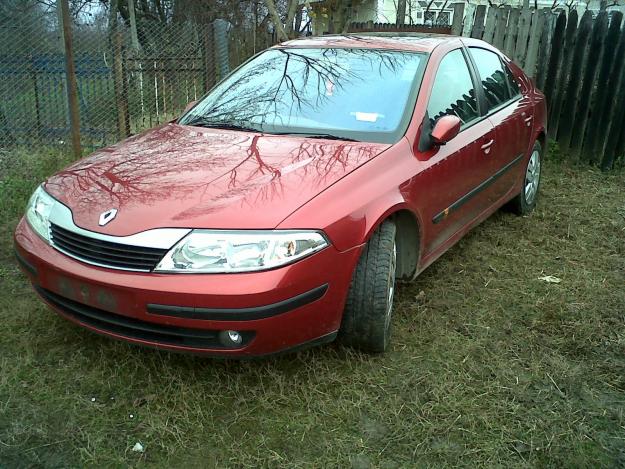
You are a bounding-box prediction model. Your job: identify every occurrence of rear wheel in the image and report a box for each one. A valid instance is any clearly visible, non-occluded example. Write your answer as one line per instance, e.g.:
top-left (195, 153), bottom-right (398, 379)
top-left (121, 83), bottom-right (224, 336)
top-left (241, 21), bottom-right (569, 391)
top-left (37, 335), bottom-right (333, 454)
top-left (509, 141), bottom-right (542, 215)
top-left (339, 220), bottom-right (397, 353)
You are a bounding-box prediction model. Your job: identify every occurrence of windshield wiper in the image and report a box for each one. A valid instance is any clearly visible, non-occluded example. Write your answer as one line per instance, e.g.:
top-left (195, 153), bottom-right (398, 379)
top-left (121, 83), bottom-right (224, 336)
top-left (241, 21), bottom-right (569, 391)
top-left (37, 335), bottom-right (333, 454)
top-left (183, 119), bottom-right (261, 133)
top-left (272, 132), bottom-right (360, 142)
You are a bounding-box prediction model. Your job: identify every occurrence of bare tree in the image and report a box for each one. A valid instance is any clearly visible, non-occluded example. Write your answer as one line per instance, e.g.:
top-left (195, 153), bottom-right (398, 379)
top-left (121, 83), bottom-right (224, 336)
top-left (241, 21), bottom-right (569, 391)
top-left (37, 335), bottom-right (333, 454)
top-left (263, 0), bottom-right (289, 40)
top-left (396, 0), bottom-right (407, 25)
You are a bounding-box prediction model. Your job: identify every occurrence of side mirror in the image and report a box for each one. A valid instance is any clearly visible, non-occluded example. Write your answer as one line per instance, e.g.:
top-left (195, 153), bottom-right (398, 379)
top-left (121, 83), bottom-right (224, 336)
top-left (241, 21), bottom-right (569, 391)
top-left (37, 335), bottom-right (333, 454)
top-left (431, 115), bottom-right (461, 145)
top-left (183, 100), bottom-right (198, 114)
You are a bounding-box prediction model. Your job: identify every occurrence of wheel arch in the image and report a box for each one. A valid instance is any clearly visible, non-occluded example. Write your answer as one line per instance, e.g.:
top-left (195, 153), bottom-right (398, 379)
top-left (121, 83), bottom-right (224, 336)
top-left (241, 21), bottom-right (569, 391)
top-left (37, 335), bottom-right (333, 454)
top-left (364, 206), bottom-right (423, 281)
top-left (536, 129), bottom-right (547, 150)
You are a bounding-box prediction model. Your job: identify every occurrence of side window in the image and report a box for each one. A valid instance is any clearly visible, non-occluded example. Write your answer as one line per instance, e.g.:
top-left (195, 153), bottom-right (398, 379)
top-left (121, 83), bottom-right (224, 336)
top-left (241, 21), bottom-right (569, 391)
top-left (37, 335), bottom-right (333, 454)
top-left (503, 62), bottom-right (521, 97)
top-left (427, 49), bottom-right (479, 127)
top-left (469, 47), bottom-right (512, 110)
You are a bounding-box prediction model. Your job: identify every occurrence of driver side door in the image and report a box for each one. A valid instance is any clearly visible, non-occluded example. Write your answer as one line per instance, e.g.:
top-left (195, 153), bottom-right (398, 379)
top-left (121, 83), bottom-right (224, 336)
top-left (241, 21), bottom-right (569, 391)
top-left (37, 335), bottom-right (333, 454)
top-left (415, 48), bottom-right (498, 257)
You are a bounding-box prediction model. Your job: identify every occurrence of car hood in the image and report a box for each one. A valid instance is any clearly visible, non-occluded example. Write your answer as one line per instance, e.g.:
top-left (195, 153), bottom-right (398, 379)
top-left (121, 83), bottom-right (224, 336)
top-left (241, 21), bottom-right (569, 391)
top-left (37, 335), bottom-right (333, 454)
top-left (44, 123), bottom-right (390, 236)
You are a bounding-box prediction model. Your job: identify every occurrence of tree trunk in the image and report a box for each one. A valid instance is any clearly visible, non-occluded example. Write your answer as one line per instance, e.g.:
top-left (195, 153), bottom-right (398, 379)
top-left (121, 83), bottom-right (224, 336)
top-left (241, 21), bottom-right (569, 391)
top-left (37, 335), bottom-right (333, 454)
top-left (264, 0), bottom-right (289, 42)
top-left (285, 0), bottom-right (300, 37)
top-left (397, 0), bottom-right (407, 25)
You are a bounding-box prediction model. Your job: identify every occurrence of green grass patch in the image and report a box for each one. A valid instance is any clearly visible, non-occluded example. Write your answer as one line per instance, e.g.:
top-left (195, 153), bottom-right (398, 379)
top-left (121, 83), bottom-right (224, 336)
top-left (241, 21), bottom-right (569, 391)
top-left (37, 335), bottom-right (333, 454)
top-left (1, 147), bottom-right (624, 467)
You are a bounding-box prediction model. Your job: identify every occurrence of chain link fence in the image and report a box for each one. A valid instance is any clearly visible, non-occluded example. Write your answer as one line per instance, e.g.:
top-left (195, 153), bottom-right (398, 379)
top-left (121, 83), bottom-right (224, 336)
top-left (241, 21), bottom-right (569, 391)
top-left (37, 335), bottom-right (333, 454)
top-left (0, 0), bottom-right (275, 154)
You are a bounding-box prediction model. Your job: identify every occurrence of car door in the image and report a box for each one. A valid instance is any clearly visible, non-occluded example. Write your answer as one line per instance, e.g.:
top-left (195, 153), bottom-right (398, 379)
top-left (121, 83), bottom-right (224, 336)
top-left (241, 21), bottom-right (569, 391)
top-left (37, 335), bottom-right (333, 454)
top-left (467, 47), bottom-right (534, 203)
top-left (416, 48), bottom-right (497, 255)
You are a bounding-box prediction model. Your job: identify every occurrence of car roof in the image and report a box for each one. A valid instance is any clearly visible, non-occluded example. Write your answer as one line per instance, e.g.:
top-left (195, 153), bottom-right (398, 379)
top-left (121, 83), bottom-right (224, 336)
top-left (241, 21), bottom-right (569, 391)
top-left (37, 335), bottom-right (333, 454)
top-left (275, 33), bottom-right (461, 53)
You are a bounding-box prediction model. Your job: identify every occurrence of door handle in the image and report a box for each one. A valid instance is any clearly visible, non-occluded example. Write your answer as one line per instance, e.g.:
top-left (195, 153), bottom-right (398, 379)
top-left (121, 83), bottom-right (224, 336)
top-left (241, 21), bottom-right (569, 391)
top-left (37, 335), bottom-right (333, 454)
top-left (481, 139), bottom-right (494, 154)
top-left (524, 115), bottom-right (533, 126)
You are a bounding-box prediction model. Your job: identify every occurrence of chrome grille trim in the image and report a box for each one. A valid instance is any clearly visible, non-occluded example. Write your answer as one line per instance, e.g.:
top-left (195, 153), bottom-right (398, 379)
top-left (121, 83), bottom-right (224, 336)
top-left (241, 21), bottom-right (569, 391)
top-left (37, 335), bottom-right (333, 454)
top-left (46, 198), bottom-right (190, 272)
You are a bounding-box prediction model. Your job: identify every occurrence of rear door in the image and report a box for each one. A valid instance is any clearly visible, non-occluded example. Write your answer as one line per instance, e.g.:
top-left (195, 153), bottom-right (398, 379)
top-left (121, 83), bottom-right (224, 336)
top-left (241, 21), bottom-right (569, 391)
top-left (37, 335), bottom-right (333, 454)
top-left (467, 47), bottom-right (534, 202)
top-left (417, 48), bottom-right (497, 255)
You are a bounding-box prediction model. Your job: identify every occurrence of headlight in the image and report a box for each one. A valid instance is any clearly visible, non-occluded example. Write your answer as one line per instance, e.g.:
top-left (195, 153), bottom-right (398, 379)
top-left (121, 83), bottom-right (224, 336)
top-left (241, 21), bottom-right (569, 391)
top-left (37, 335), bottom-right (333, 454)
top-left (154, 230), bottom-right (329, 273)
top-left (26, 185), bottom-right (55, 242)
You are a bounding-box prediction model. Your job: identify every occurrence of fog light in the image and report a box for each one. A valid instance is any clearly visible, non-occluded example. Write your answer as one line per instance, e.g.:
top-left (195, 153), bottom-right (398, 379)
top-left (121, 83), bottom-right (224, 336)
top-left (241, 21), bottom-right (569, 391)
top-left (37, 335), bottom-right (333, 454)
top-left (219, 330), bottom-right (243, 347)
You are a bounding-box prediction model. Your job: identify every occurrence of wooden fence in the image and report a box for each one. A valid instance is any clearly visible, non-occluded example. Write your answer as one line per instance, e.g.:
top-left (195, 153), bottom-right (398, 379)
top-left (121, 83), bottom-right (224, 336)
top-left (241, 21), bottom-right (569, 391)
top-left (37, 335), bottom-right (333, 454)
top-left (450, 4), bottom-right (625, 169)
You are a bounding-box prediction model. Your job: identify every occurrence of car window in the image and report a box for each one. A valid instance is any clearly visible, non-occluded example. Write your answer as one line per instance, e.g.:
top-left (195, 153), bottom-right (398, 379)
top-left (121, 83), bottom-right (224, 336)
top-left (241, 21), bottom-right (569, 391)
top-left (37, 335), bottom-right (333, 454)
top-left (503, 61), bottom-right (521, 97)
top-left (427, 49), bottom-right (479, 127)
top-left (180, 48), bottom-right (427, 144)
top-left (469, 47), bottom-right (512, 110)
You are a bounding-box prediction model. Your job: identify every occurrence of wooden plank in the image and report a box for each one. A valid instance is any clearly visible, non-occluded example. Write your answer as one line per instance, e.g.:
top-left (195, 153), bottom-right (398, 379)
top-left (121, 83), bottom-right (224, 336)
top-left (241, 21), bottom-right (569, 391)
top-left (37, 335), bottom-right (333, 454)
top-left (482, 6), bottom-right (498, 44)
top-left (514, 8), bottom-right (533, 68)
top-left (613, 116), bottom-right (625, 168)
top-left (524, 8), bottom-right (547, 77)
top-left (549, 9), bottom-right (578, 137)
top-left (569, 11), bottom-right (609, 159)
top-left (601, 47), bottom-right (625, 170)
top-left (581, 11), bottom-right (623, 164)
top-left (503, 8), bottom-right (521, 58)
top-left (451, 2), bottom-right (465, 36)
top-left (535, 10), bottom-right (556, 90)
top-left (542, 11), bottom-right (567, 107)
top-left (492, 6), bottom-right (509, 50)
top-left (470, 5), bottom-right (487, 39)
top-left (557, 10), bottom-right (593, 151)
top-left (597, 19), bottom-right (625, 168)
top-left (462, 3), bottom-right (476, 37)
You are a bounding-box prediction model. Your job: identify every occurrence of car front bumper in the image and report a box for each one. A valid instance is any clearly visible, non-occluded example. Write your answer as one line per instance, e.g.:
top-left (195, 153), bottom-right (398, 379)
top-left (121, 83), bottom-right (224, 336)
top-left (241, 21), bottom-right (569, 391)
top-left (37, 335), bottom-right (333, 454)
top-left (14, 218), bottom-right (362, 357)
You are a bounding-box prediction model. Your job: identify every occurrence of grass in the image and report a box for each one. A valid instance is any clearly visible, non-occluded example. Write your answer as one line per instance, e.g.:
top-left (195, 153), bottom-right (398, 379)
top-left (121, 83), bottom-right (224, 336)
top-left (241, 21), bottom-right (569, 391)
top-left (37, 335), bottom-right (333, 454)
top-left (0, 146), bottom-right (624, 467)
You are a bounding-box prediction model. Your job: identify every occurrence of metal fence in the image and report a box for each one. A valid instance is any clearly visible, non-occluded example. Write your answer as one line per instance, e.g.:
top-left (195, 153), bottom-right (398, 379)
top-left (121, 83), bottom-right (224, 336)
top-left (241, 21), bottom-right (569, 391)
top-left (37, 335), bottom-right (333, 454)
top-left (0, 0), bottom-right (274, 153)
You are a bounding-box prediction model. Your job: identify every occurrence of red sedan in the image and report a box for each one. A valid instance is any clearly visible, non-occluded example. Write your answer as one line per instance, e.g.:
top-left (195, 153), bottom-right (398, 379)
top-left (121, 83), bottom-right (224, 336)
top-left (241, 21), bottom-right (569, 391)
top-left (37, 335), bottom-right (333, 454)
top-left (14, 35), bottom-right (546, 356)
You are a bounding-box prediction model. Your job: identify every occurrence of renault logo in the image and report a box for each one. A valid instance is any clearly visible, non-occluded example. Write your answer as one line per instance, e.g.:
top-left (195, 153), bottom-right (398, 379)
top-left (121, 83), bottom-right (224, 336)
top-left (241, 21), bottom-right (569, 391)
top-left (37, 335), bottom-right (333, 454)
top-left (99, 209), bottom-right (118, 226)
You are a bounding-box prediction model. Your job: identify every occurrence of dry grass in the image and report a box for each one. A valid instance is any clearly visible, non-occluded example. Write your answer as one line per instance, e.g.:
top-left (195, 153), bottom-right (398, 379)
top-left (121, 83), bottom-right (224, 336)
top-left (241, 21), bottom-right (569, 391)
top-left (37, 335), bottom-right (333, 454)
top-left (0, 147), bottom-right (624, 467)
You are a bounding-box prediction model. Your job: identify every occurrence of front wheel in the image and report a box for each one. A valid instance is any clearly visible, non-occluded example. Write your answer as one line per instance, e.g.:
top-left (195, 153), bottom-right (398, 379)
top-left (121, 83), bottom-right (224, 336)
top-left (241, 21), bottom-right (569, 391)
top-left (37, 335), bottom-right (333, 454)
top-left (509, 141), bottom-right (542, 215)
top-left (338, 220), bottom-right (397, 353)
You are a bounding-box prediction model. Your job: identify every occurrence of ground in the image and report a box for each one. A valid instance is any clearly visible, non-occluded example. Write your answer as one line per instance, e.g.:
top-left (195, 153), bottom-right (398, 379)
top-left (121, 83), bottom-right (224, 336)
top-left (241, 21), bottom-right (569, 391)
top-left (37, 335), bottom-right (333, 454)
top-left (0, 148), bottom-right (624, 468)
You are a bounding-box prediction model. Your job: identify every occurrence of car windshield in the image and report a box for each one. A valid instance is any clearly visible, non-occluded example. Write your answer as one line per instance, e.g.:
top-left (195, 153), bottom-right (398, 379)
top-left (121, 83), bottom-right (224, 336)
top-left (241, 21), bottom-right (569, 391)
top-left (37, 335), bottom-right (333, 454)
top-left (179, 47), bottom-right (427, 143)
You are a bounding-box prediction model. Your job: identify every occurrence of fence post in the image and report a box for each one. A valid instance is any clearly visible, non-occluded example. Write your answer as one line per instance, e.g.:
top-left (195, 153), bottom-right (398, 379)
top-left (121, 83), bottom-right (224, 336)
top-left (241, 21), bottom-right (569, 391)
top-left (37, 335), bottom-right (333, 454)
top-left (549, 9), bottom-right (578, 136)
top-left (597, 17), bottom-right (625, 168)
top-left (581, 11), bottom-right (623, 164)
top-left (58, 0), bottom-right (81, 158)
top-left (461, 3), bottom-right (476, 37)
top-left (542, 11), bottom-right (567, 113)
top-left (524, 8), bottom-right (547, 77)
top-left (503, 8), bottom-right (521, 58)
top-left (470, 5), bottom-right (487, 38)
top-left (451, 3), bottom-right (465, 35)
top-left (492, 7), bottom-right (509, 50)
top-left (483, 7), bottom-right (498, 44)
top-left (128, 0), bottom-right (140, 52)
top-left (514, 8), bottom-right (533, 67)
top-left (203, 22), bottom-right (216, 92)
top-left (535, 10), bottom-right (555, 90)
top-left (29, 54), bottom-right (43, 140)
top-left (112, 31), bottom-right (130, 139)
top-left (569, 11), bottom-right (608, 159)
top-left (557, 10), bottom-right (592, 151)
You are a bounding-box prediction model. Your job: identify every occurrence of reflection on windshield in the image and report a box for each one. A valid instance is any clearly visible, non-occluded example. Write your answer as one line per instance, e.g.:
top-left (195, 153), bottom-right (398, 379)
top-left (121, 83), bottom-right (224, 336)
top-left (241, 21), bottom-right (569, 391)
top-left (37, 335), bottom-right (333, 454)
top-left (180, 48), bottom-right (426, 143)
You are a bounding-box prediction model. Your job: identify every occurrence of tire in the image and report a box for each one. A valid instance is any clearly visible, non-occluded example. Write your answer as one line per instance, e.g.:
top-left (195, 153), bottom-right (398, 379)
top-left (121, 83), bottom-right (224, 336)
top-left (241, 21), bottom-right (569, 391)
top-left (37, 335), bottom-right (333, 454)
top-left (509, 141), bottom-right (542, 215)
top-left (339, 220), bottom-right (397, 353)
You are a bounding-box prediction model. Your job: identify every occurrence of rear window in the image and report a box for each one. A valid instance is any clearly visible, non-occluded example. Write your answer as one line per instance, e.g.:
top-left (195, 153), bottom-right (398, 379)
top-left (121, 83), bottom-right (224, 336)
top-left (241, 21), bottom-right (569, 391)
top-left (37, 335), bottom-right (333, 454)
top-left (180, 48), bottom-right (427, 143)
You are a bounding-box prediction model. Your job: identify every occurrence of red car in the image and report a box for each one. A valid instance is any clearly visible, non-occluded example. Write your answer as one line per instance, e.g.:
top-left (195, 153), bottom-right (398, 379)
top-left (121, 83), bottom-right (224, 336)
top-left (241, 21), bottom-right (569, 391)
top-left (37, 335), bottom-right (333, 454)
top-left (14, 35), bottom-right (546, 356)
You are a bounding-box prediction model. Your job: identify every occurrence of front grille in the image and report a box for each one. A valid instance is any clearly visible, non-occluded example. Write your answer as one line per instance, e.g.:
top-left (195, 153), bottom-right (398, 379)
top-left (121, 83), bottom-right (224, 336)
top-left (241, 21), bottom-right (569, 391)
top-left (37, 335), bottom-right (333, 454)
top-left (35, 286), bottom-right (253, 349)
top-left (50, 223), bottom-right (168, 271)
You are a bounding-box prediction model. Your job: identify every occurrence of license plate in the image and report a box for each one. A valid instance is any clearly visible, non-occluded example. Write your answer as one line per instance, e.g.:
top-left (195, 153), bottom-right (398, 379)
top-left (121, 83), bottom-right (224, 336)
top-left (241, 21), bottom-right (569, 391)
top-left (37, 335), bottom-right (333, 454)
top-left (48, 274), bottom-right (120, 313)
